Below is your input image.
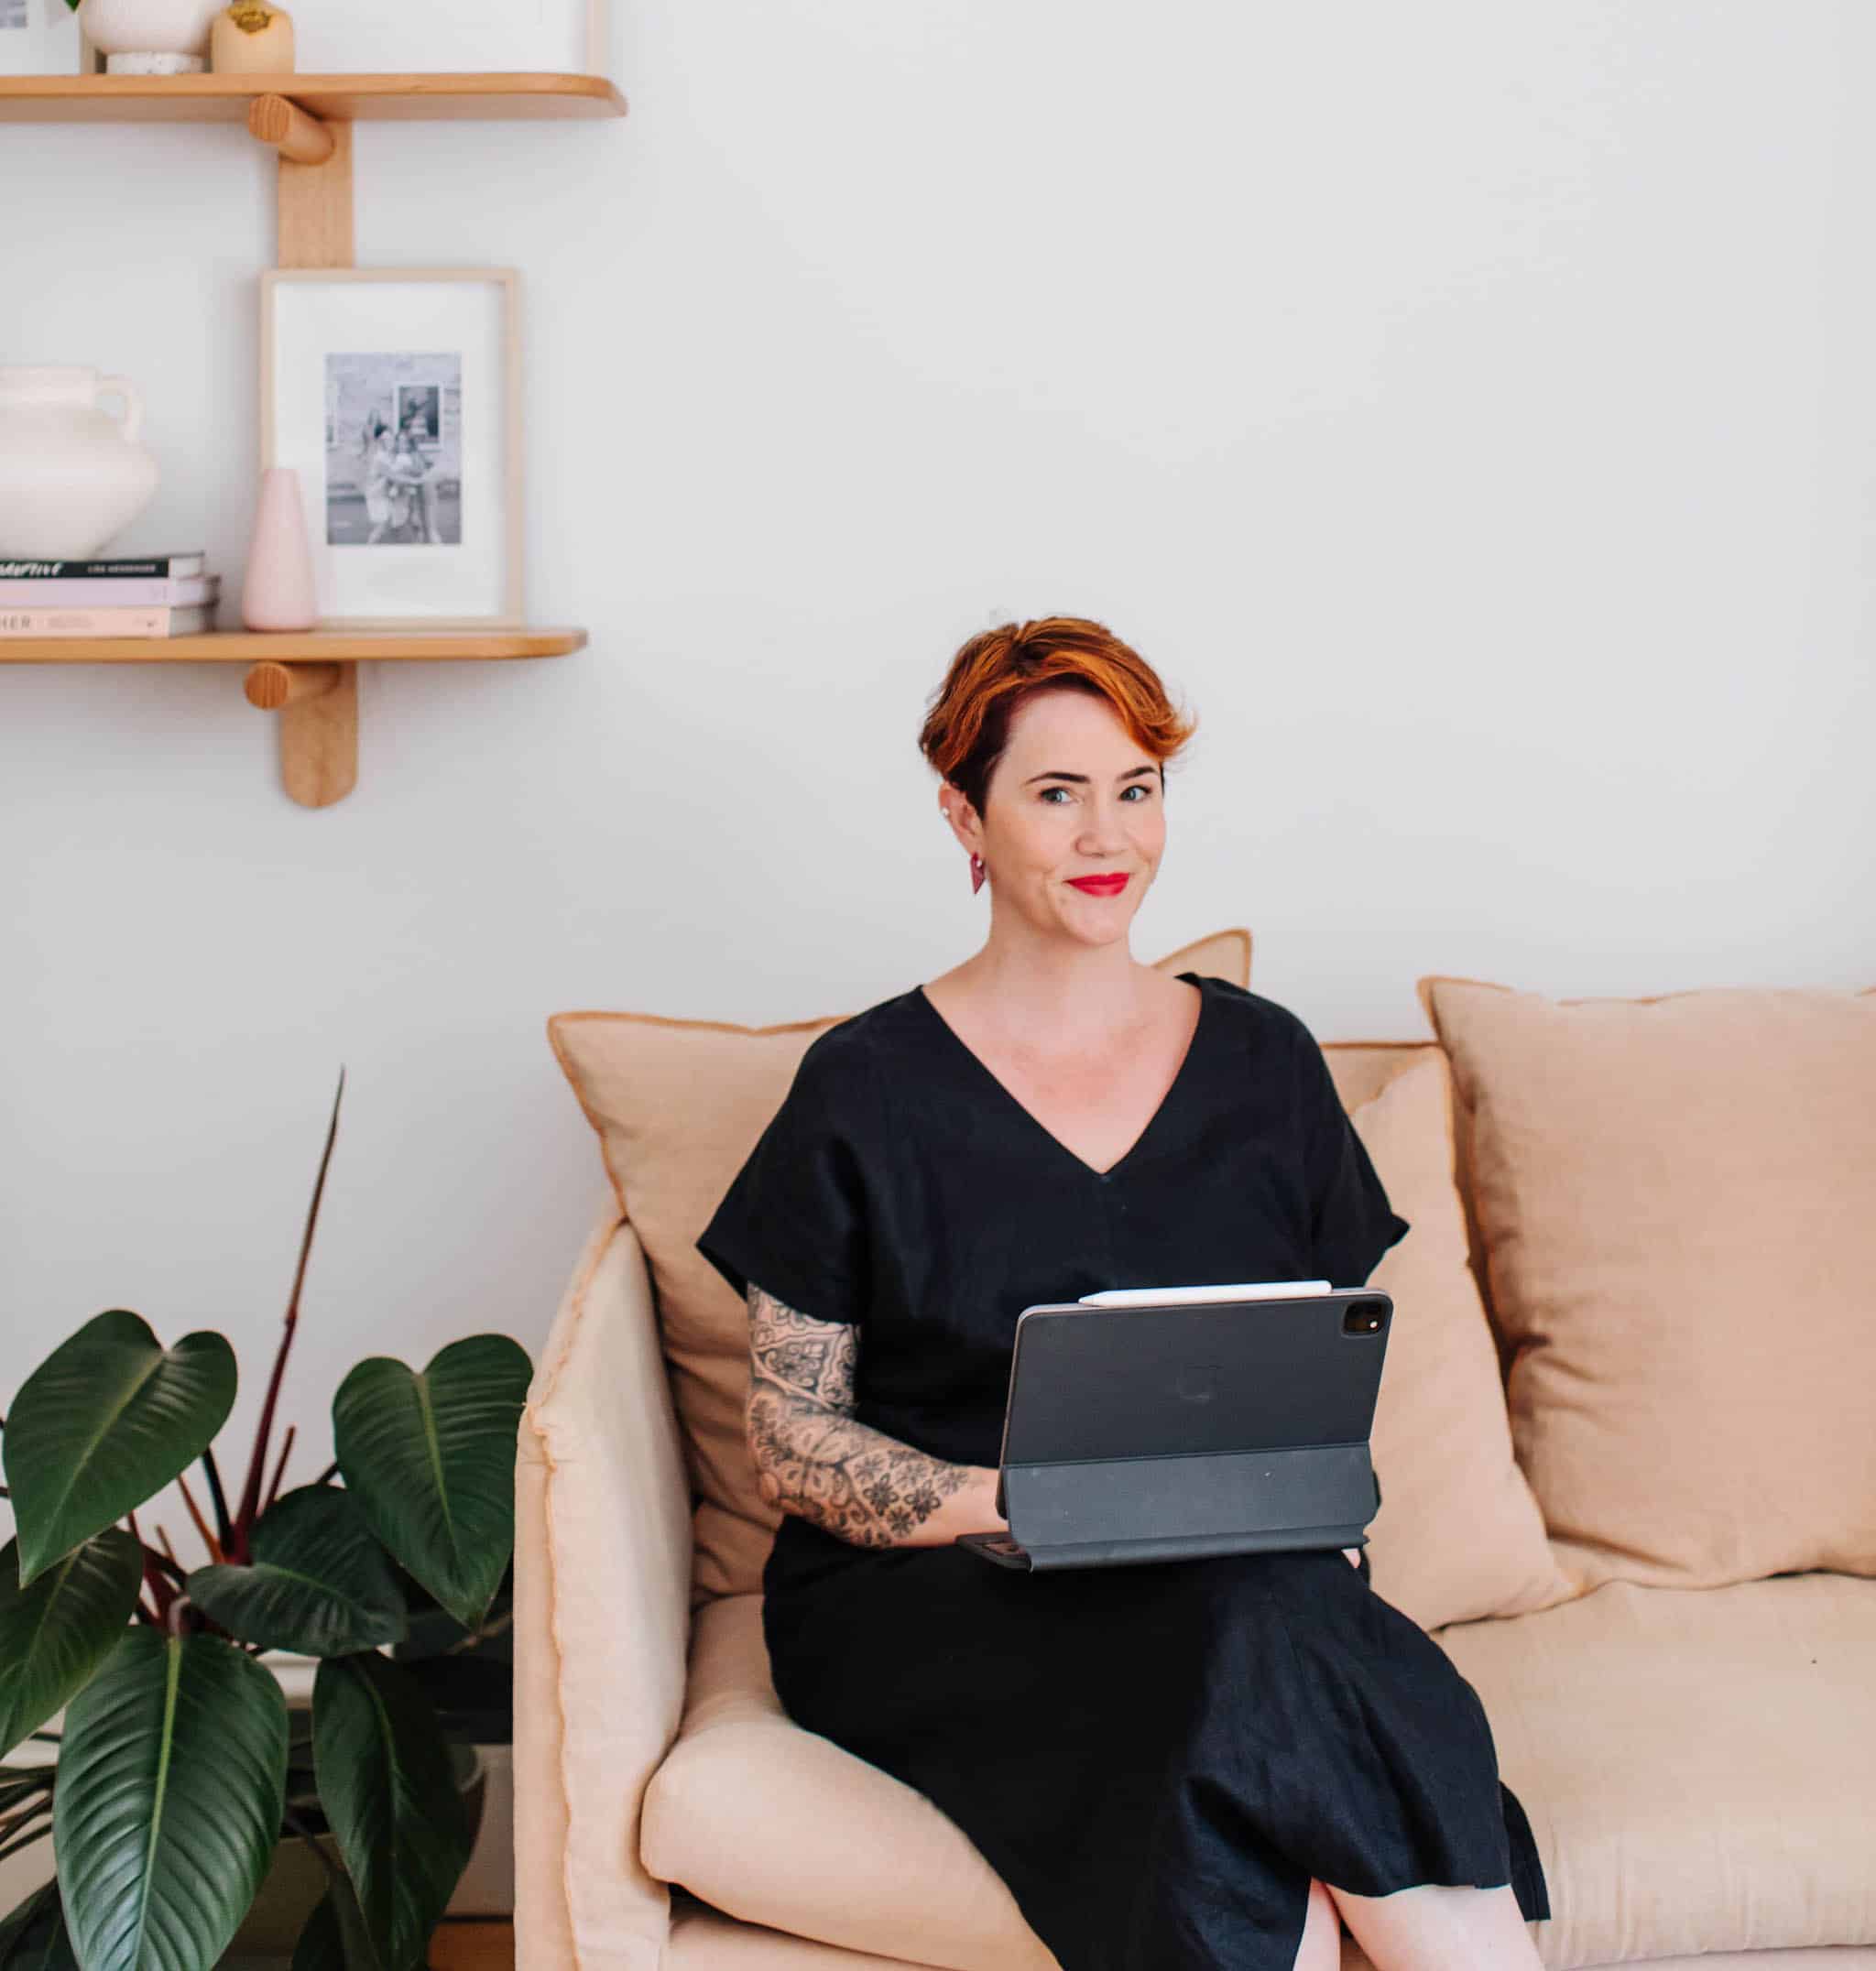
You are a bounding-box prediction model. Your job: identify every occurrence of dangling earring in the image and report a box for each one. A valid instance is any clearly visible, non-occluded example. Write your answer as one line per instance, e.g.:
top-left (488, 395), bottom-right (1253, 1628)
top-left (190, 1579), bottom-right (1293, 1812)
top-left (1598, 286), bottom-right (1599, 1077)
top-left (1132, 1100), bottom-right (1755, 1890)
top-left (969, 852), bottom-right (987, 895)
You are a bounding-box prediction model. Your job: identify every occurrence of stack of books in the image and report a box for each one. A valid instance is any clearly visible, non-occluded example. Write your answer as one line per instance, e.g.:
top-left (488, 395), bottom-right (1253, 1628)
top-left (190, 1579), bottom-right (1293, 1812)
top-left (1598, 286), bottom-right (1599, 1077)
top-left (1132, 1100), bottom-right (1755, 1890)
top-left (0, 552), bottom-right (222, 638)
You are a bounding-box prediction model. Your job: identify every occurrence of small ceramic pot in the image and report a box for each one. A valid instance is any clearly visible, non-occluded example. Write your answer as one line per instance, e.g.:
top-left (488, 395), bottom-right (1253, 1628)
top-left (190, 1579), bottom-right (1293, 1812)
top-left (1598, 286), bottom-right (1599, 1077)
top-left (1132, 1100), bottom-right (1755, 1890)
top-left (76, 0), bottom-right (223, 66)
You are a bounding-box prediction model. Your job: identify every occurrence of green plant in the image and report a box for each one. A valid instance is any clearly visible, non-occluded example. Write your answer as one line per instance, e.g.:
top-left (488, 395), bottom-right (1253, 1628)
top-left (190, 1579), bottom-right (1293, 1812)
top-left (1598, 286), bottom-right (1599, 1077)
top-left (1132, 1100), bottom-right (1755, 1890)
top-left (0, 1071), bottom-right (530, 1970)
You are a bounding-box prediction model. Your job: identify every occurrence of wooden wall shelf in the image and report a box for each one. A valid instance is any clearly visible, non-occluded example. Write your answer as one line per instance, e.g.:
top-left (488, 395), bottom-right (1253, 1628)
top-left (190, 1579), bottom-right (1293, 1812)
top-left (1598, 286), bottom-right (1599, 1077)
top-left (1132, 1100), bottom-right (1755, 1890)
top-left (0, 627), bottom-right (588, 664)
top-left (0, 629), bottom-right (587, 807)
top-left (0, 71), bottom-right (626, 124)
top-left (1, 64), bottom-right (619, 804)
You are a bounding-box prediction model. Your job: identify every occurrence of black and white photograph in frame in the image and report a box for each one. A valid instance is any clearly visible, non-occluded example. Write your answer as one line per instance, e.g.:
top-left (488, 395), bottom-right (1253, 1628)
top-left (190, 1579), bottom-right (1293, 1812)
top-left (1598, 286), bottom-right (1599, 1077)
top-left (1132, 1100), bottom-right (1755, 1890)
top-left (324, 359), bottom-right (460, 549)
top-left (260, 269), bottom-right (522, 629)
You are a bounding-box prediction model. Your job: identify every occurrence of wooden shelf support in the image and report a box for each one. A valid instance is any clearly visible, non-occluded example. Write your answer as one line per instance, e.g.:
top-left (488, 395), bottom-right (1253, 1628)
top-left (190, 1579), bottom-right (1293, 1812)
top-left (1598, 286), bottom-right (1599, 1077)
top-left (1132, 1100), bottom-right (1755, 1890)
top-left (244, 659), bottom-right (358, 807)
top-left (243, 658), bottom-right (342, 707)
top-left (247, 90), bottom-right (333, 164)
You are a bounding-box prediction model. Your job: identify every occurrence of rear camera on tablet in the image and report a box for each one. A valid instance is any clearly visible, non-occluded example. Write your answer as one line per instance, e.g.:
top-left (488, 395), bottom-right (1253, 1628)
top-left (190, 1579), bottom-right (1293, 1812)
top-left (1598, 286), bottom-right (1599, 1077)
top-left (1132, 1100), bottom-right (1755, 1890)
top-left (1342, 1301), bottom-right (1388, 1335)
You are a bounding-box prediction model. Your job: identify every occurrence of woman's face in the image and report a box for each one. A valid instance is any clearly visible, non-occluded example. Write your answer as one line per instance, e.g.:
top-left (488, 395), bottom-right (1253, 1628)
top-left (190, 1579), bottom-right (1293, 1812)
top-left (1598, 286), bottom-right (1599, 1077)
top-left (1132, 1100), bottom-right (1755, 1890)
top-left (943, 686), bottom-right (1165, 944)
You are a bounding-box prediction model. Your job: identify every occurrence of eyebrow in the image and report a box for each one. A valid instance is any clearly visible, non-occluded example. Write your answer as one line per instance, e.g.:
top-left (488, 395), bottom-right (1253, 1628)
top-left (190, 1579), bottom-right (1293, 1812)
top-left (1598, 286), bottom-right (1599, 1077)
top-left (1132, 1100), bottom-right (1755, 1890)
top-left (1022, 767), bottom-right (1161, 786)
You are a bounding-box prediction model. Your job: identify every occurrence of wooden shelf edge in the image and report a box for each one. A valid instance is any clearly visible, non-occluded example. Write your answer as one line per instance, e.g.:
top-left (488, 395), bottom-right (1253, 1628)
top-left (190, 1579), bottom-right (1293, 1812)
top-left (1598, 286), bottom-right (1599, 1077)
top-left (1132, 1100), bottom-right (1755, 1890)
top-left (0, 626), bottom-right (589, 662)
top-left (0, 71), bottom-right (627, 120)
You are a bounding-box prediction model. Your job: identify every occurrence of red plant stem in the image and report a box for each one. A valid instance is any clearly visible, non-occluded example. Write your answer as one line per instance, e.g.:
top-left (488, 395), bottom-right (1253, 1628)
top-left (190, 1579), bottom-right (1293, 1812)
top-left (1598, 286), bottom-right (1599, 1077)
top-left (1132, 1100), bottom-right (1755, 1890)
top-left (127, 1508), bottom-right (174, 1621)
top-left (232, 1068), bottom-right (344, 1559)
top-left (175, 1472), bottom-right (224, 1564)
top-left (261, 1423), bottom-right (297, 1515)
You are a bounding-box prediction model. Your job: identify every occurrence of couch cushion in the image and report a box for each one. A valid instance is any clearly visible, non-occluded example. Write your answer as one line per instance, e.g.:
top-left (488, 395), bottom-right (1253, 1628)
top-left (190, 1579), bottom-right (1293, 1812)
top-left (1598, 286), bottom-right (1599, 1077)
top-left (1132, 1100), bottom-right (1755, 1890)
top-left (1437, 1570), bottom-right (1876, 1966)
top-left (1336, 1051), bottom-right (1573, 1630)
top-left (546, 931), bottom-right (1251, 1603)
top-left (1422, 975), bottom-right (1876, 1595)
top-left (642, 1595), bottom-right (1059, 1971)
top-left (648, 1577), bottom-right (1876, 1971)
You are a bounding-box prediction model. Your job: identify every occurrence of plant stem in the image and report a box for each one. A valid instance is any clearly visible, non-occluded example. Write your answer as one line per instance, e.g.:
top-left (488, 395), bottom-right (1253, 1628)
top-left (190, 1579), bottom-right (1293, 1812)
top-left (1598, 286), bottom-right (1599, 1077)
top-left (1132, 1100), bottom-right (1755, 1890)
top-left (312, 1459), bottom-right (341, 1487)
top-left (262, 1422), bottom-right (298, 1514)
top-left (175, 1471), bottom-right (224, 1563)
top-left (126, 1508), bottom-right (175, 1621)
top-left (0, 1794), bottom-right (53, 1848)
top-left (0, 1814), bottom-right (52, 1867)
top-left (233, 1067), bottom-right (345, 1555)
top-left (200, 1445), bottom-right (234, 1548)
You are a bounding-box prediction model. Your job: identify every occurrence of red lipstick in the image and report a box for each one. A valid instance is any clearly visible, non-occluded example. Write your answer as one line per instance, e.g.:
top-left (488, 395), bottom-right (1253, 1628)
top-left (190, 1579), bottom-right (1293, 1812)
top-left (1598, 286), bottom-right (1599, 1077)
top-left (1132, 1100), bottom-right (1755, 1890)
top-left (1065, 874), bottom-right (1129, 896)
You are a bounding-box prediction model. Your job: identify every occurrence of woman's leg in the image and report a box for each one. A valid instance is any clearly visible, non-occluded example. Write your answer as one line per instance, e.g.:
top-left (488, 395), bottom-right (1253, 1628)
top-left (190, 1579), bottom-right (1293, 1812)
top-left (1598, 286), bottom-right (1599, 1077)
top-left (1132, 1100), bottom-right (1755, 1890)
top-left (1323, 1880), bottom-right (1543, 1971)
top-left (418, 473), bottom-right (442, 542)
top-left (1290, 1879), bottom-right (1342, 1971)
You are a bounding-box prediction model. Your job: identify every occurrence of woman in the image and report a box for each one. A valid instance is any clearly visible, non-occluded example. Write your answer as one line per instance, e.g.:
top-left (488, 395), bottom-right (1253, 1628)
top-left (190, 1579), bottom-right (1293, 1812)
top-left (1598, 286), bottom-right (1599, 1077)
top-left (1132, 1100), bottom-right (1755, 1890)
top-left (391, 404), bottom-right (445, 544)
top-left (695, 617), bottom-right (1550, 1971)
top-left (358, 412), bottom-right (396, 544)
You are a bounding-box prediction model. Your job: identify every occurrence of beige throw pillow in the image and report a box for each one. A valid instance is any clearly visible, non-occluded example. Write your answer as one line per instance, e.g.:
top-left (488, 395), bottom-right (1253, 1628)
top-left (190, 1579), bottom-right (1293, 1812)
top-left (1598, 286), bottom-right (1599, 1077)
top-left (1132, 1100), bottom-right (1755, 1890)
top-left (547, 931), bottom-right (1251, 1603)
top-left (1329, 1050), bottom-right (1574, 1630)
top-left (1420, 975), bottom-right (1876, 1594)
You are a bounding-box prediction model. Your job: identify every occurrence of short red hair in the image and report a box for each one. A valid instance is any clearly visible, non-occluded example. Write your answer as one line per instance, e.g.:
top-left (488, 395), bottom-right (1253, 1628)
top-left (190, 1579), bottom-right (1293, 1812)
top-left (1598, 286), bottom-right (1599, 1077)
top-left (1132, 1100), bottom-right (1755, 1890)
top-left (918, 615), bottom-right (1198, 819)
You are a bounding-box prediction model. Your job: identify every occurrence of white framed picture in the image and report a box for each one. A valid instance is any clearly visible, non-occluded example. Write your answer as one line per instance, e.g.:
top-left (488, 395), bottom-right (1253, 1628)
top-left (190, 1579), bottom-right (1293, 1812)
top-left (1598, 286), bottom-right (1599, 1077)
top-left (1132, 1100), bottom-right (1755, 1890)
top-left (259, 268), bottom-right (523, 630)
top-left (290, 0), bottom-right (607, 75)
top-left (0, 0), bottom-right (82, 75)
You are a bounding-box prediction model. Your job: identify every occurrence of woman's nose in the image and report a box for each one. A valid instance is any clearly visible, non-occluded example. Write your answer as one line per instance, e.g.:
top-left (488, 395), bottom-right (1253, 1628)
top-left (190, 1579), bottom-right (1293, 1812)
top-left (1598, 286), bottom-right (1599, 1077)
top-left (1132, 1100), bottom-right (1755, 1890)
top-left (1078, 802), bottom-right (1131, 848)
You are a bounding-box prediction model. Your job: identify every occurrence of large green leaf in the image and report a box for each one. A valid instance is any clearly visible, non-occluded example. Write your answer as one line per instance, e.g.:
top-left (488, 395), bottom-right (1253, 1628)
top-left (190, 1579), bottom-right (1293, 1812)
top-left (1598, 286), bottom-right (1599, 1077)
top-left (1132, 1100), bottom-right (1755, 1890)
top-left (5, 1312), bottom-right (236, 1588)
top-left (0, 1530), bottom-right (144, 1759)
top-left (0, 1879), bottom-right (79, 1969)
top-left (52, 1627), bottom-right (288, 1971)
top-left (312, 1653), bottom-right (472, 1971)
top-left (332, 1338), bottom-right (529, 1631)
top-left (289, 1872), bottom-right (383, 1971)
top-left (184, 1486), bottom-right (406, 1657)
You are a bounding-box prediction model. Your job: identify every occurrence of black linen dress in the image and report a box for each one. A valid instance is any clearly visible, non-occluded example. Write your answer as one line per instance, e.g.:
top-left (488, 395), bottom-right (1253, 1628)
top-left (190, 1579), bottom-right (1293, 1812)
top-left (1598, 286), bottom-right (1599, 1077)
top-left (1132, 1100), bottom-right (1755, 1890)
top-left (695, 972), bottom-right (1550, 1971)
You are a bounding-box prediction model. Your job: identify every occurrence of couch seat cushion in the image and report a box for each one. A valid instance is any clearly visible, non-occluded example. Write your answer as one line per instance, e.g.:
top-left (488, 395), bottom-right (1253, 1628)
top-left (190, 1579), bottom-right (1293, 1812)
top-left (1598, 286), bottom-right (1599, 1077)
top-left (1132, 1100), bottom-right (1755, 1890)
top-left (647, 1575), bottom-right (1876, 1971)
top-left (641, 1595), bottom-right (1059, 1971)
top-left (1435, 1569), bottom-right (1876, 1966)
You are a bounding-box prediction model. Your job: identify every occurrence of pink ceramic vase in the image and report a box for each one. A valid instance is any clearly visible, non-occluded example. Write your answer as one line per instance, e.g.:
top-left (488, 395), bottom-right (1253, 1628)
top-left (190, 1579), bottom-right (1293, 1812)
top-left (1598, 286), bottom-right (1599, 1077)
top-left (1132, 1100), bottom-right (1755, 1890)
top-left (241, 465), bottom-right (317, 629)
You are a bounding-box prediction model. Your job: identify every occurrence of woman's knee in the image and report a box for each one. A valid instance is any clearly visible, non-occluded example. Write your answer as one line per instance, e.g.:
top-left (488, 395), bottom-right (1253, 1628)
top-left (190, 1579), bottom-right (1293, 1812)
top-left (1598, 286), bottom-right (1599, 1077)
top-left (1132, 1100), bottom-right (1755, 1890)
top-left (1291, 1877), bottom-right (1341, 1971)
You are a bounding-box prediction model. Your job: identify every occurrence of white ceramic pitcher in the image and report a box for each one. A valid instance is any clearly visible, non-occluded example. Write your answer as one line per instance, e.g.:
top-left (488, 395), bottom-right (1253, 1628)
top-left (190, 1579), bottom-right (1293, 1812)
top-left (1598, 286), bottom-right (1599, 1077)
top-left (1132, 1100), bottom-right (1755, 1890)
top-left (0, 365), bottom-right (160, 559)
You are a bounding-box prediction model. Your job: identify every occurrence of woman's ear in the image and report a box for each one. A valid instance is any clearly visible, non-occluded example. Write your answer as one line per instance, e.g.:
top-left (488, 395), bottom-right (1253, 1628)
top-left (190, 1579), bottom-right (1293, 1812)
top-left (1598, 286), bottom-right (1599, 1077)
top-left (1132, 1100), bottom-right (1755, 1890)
top-left (938, 786), bottom-right (980, 855)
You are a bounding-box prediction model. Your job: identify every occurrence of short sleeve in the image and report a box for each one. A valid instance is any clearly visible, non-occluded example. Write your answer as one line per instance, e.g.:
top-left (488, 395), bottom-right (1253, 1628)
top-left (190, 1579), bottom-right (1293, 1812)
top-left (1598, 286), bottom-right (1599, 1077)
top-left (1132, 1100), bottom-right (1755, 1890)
top-left (693, 1036), bottom-right (874, 1329)
top-left (1292, 1020), bottom-right (1411, 1289)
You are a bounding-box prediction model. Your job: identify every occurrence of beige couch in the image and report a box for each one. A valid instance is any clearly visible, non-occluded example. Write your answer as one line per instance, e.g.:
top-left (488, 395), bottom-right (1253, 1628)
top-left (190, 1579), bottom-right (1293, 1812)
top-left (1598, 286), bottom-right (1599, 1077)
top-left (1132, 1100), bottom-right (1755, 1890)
top-left (515, 935), bottom-right (1876, 1970)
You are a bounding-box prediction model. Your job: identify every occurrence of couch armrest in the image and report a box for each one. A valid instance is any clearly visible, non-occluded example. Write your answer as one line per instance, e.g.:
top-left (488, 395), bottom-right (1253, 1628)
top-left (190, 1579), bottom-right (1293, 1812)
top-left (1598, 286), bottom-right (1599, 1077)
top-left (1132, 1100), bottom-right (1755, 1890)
top-left (515, 1193), bottom-right (694, 1971)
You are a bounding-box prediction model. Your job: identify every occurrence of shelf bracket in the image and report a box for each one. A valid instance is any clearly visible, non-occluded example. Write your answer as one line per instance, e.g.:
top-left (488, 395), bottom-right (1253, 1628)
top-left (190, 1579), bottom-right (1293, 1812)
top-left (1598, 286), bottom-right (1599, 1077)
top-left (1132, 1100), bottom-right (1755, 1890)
top-left (245, 93), bottom-right (357, 803)
top-left (247, 91), bottom-right (334, 166)
top-left (244, 660), bottom-right (357, 807)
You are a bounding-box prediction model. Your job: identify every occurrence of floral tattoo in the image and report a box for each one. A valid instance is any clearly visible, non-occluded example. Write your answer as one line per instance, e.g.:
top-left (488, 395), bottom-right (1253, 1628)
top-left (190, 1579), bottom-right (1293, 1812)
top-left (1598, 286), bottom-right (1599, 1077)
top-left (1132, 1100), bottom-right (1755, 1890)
top-left (746, 1285), bottom-right (972, 1547)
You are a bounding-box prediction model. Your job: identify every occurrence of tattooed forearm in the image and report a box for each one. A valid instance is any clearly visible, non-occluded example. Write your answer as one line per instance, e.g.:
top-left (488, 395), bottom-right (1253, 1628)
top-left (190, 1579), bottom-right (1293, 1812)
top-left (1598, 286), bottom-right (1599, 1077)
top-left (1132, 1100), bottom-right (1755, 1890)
top-left (747, 1285), bottom-right (974, 1548)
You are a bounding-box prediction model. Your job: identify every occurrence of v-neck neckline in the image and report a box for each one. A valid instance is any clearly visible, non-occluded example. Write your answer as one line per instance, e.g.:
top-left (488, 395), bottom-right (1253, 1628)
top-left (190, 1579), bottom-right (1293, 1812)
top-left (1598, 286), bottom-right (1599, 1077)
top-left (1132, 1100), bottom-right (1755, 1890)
top-left (911, 971), bottom-right (1212, 1184)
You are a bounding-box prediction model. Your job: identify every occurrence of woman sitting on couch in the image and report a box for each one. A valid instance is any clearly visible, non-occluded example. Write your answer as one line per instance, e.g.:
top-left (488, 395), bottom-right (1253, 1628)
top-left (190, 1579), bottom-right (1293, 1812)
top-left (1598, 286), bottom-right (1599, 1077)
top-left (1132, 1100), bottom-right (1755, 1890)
top-left (696, 614), bottom-right (1551, 1971)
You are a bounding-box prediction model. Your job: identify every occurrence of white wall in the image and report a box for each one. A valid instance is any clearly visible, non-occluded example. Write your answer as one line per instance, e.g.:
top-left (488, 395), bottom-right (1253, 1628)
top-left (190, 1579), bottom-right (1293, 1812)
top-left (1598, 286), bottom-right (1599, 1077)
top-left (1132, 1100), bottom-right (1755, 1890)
top-left (4, 0), bottom-right (1873, 1699)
